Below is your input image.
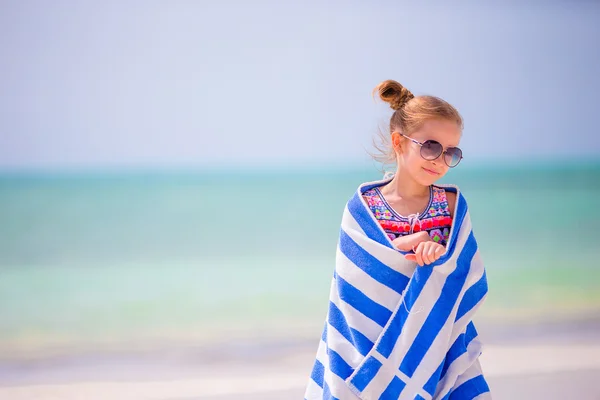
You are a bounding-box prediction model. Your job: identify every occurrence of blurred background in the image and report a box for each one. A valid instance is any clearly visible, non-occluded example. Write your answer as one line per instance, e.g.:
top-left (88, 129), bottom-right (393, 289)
top-left (1, 1), bottom-right (599, 399)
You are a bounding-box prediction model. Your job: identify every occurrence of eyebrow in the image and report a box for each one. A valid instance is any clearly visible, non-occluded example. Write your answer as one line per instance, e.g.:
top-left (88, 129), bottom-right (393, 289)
top-left (414, 130), bottom-right (460, 146)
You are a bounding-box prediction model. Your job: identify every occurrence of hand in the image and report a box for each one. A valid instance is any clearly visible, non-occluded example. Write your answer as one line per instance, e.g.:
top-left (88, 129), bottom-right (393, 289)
top-left (405, 241), bottom-right (445, 266)
top-left (392, 231), bottom-right (431, 252)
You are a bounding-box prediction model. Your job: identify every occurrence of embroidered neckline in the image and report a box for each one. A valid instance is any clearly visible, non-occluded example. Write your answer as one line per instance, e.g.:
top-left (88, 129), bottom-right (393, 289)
top-left (373, 185), bottom-right (434, 221)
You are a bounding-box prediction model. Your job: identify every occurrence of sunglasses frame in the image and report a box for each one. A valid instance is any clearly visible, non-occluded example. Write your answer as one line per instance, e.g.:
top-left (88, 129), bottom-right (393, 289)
top-left (400, 133), bottom-right (463, 168)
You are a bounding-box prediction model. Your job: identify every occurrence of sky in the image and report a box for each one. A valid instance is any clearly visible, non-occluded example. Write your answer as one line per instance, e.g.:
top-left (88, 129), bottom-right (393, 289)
top-left (1, 0), bottom-right (599, 170)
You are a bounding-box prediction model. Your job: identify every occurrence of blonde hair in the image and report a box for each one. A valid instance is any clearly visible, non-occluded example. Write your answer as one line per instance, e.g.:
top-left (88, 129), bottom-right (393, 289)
top-left (371, 80), bottom-right (463, 167)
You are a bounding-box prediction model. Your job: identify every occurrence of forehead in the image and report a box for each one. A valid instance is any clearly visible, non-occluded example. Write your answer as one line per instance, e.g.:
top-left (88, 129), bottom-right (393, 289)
top-left (411, 119), bottom-right (461, 147)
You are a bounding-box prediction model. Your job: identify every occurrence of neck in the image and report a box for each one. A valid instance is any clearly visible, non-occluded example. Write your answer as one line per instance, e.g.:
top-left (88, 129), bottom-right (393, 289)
top-left (381, 167), bottom-right (429, 199)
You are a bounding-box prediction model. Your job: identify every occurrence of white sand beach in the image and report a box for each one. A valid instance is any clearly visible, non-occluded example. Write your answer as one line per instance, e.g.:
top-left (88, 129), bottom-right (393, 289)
top-left (1, 320), bottom-right (599, 400)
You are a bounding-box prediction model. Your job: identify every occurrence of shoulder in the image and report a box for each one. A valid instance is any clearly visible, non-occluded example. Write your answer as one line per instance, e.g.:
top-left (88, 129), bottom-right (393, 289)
top-left (433, 185), bottom-right (458, 217)
top-left (361, 187), bottom-right (381, 206)
top-left (446, 191), bottom-right (457, 217)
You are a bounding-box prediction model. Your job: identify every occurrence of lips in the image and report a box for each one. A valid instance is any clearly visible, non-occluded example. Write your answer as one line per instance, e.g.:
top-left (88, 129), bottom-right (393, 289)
top-left (423, 167), bottom-right (440, 176)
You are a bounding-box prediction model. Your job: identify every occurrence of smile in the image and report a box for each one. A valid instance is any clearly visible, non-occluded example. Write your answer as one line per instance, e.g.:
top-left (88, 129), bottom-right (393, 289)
top-left (423, 167), bottom-right (440, 176)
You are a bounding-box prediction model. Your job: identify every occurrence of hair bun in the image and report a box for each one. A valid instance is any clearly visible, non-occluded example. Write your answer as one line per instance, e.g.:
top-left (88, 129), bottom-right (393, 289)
top-left (374, 80), bottom-right (414, 110)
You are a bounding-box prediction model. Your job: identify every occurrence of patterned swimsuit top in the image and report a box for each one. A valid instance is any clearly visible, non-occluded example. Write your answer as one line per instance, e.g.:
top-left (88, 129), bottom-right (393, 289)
top-left (363, 185), bottom-right (452, 246)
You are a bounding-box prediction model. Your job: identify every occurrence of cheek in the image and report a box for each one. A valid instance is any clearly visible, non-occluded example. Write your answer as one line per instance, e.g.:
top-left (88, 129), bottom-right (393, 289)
top-left (405, 149), bottom-right (424, 168)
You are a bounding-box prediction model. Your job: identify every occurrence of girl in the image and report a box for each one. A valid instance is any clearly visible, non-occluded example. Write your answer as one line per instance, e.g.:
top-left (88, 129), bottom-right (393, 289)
top-left (305, 80), bottom-right (489, 399)
top-left (365, 79), bottom-right (464, 266)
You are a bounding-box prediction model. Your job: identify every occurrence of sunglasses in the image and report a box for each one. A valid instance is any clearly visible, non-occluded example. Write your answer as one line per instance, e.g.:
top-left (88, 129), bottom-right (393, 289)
top-left (401, 134), bottom-right (463, 168)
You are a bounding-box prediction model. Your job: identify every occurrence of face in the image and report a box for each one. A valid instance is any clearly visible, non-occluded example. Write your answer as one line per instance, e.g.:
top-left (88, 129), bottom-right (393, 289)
top-left (393, 119), bottom-right (462, 186)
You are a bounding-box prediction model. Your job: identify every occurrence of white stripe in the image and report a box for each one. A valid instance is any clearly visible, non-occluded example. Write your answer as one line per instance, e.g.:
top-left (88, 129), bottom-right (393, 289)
top-left (381, 217), bottom-right (474, 378)
top-left (434, 336), bottom-right (484, 399)
top-left (341, 206), bottom-right (367, 237)
top-left (316, 339), bottom-right (358, 399)
top-left (325, 321), bottom-right (364, 370)
top-left (354, 350), bottom-right (431, 400)
top-left (342, 206), bottom-right (417, 276)
top-left (316, 340), bottom-right (335, 398)
top-left (335, 248), bottom-right (401, 311)
top-left (456, 358), bottom-right (484, 385)
top-left (439, 252), bottom-right (487, 353)
top-left (330, 283), bottom-right (384, 344)
top-left (453, 359), bottom-right (485, 389)
top-left (408, 250), bottom-right (486, 392)
top-left (352, 350), bottom-right (399, 399)
top-left (447, 253), bottom-right (487, 346)
top-left (399, 384), bottom-right (432, 400)
top-left (304, 376), bottom-right (324, 400)
top-left (439, 256), bottom-right (486, 356)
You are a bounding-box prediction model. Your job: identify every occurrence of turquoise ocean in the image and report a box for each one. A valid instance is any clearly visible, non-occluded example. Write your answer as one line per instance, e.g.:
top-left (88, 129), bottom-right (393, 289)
top-left (1, 163), bottom-right (599, 358)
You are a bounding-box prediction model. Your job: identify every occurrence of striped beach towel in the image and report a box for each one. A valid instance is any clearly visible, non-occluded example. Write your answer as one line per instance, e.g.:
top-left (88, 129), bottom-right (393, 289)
top-left (305, 177), bottom-right (491, 400)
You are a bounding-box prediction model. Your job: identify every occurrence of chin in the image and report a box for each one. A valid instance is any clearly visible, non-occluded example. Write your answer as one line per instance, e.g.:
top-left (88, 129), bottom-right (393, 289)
top-left (417, 170), bottom-right (444, 186)
top-left (422, 178), bottom-right (440, 186)
top-left (412, 175), bottom-right (436, 187)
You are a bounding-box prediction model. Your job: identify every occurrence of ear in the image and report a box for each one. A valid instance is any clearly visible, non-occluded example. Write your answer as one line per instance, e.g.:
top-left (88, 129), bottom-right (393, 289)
top-left (391, 132), bottom-right (402, 150)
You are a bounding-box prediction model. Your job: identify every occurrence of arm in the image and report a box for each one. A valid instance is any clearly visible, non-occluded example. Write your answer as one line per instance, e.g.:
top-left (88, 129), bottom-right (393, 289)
top-left (392, 230), bottom-right (432, 252)
top-left (401, 190), bottom-right (457, 265)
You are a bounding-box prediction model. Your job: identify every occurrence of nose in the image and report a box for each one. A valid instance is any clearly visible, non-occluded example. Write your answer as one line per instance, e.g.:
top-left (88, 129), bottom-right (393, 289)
top-left (429, 158), bottom-right (446, 171)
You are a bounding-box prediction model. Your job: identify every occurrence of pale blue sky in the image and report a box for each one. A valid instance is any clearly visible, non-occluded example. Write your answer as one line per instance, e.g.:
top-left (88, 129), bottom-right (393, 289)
top-left (1, 1), bottom-right (599, 170)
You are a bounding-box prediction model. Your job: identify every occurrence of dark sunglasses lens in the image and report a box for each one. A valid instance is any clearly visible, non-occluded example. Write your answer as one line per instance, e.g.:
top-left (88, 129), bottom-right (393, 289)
top-left (445, 147), bottom-right (463, 167)
top-left (420, 140), bottom-right (443, 160)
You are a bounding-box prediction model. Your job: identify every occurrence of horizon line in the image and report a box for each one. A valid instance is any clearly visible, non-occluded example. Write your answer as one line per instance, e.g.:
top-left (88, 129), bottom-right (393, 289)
top-left (0, 157), bottom-right (599, 178)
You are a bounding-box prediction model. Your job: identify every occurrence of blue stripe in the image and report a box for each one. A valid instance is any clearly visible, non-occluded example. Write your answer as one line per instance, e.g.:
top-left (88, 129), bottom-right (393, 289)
top-left (381, 376), bottom-right (406, 398)
top-left (327, 347), bottom-right (353, 380)
top-left (424, 321), bottom-right (479, 395)
top-left (376, 264), bottom-right (435, 358)
top-left (311, 359), bottom-right (325, 388)
top-left (440, 322), bottom-right (478, 380)
top-left (322, 323), bottom-right (328, 342)
top-left (428, 192), bottom-right (468, 267)
top-left (360, 179), bottom-right (393, 193)
top-left (349, 356), bottom-right (382, 393)
top-left (449, 375), bottom-right (490, 399)
top-left (415, 396), bottom-right (427, 400)
top-left (424, 360), bottom-right (444, 395)
top-left (349, 328), bottom-right (374, 357)
top-left (399, 232), bottom-right (477, 378)
top-left (335, 272), bottom-right (392, 327)
top-left (464, 322), bottom-right (478, 344)
top-left (328, 302), bottom-right (374, 357)
top-left (347, 192), bottom-right (391, 248)
top-left (339, 230), bottom-right (410, 294)
top-left (456, 270), bottom-right (488, 321)
top-left (441, 335), bottom-right (466, 380)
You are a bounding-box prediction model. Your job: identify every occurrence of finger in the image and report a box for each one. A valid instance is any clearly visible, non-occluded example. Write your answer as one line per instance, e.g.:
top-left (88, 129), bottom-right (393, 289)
top-left (404, 254), bottom-right (416, 261)
top-left (434, 245), bottom-right (445, 260)
top-left (392, 237), bottom-right (412, 252)
top-left (419, 243), bottom-right (429, 265)
top-left (411, 233), bottom-right (429, 249)
top-left (417, 243), bottom-right (427, 264)
top-left (426, 243), bottom-right (437, 264)
top-left (415, 244), bottom-right (424, 266)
